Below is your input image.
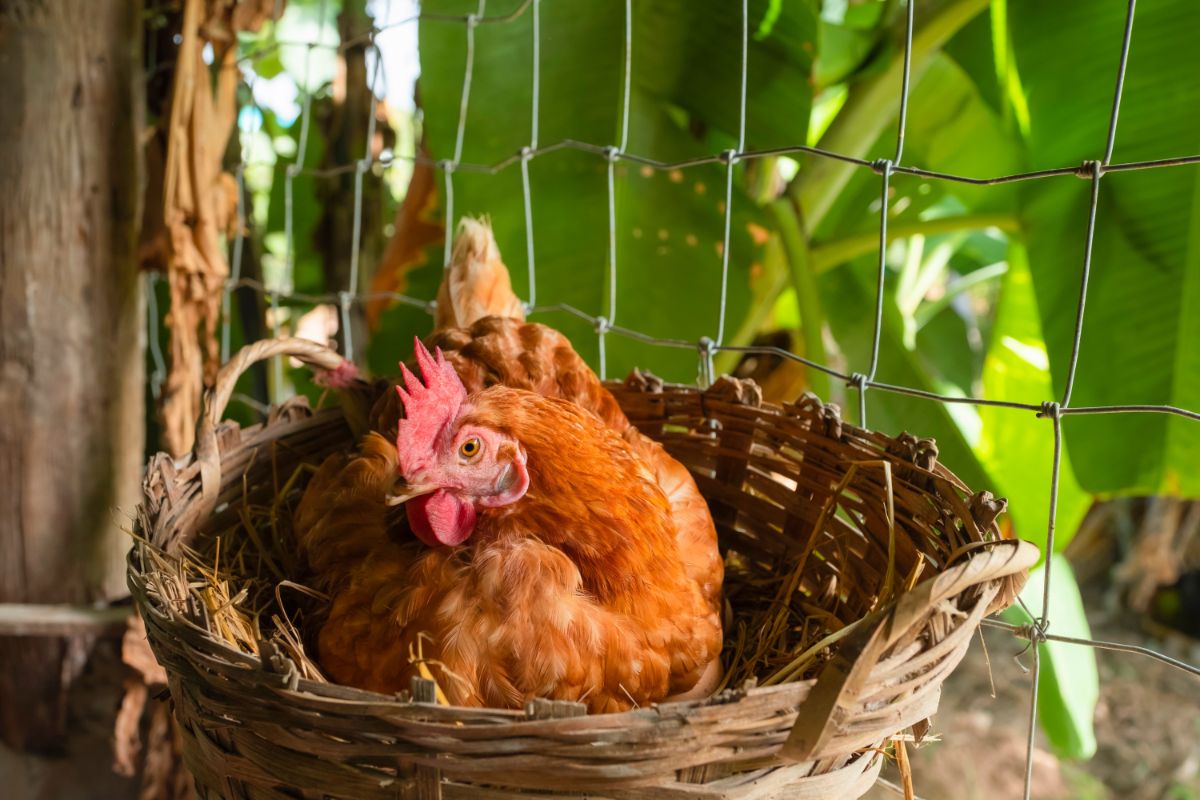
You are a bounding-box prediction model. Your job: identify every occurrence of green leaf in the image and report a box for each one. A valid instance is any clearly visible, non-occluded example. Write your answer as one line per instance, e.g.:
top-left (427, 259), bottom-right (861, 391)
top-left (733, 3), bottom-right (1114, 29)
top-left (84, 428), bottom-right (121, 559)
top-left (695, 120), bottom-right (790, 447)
top-left (976, 241), bottom-right (1091, 551)
top-left (815, 20), bottom-right (880, 89)
top-left (1002, 555), bottom-right (1099, 760)
top-left (251, 49), bottom-right (286, 81)
top-left (753, 0), bottom-right (785, 40)
top-left (410, 0), bottom-right (816, 382)
top-left (941, 10), bottom-right (1003, 119)
top-left (813, 52), bottom-right (1020, 246)
top-left (769, 199), bottom-right (829, 399)
top-left (793, 0), bottom-right (992, 231)
top-left (635, 0), bottom-right (816, 151)
top-left (1007, 0), bottom-right (1200, 495)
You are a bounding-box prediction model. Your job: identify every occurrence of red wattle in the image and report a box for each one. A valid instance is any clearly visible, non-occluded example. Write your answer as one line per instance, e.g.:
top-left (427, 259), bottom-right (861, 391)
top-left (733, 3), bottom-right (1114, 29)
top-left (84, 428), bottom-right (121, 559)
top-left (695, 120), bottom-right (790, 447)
top-left (406, 490), bottom-right (476, 547)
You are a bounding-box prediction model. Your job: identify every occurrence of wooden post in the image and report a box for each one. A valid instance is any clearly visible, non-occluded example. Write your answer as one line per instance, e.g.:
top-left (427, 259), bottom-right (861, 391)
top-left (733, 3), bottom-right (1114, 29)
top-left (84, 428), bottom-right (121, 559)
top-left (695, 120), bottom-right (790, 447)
top-left (315, 0), bottom-right (384, 360)
top-left (0, 0), bottom-right (144, 751)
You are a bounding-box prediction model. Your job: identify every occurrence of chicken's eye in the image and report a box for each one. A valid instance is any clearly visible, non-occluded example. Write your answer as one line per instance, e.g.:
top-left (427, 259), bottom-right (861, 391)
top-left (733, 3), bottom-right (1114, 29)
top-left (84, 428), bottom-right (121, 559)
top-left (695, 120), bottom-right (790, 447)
top-left (459, 437), bottom-right (482, 459)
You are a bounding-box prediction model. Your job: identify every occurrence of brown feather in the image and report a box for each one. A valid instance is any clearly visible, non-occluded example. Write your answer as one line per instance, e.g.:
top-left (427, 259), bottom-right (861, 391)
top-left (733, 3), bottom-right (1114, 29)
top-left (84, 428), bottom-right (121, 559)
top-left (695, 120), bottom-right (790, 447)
top-left (434, 217), bottom-right (526, 330)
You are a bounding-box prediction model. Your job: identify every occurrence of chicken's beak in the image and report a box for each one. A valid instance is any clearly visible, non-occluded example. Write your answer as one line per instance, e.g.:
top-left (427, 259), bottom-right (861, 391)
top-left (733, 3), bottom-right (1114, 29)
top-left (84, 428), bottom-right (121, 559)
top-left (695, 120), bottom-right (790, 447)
top-left (385, 480), bottom-right (439, 506)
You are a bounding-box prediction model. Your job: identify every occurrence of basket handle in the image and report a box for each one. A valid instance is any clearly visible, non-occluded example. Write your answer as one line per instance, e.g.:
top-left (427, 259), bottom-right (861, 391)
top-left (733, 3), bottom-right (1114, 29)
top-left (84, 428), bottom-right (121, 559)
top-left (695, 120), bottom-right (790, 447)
top-left (780, 538), bottom-right (1040, 761)
top-left (193, 337), bottom-right (348, 519)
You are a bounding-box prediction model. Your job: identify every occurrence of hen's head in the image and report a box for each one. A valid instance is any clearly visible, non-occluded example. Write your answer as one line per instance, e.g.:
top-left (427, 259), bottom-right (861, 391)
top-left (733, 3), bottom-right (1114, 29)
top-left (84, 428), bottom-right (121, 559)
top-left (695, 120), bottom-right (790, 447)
top-left (391, 337), bottom-right (529, 547)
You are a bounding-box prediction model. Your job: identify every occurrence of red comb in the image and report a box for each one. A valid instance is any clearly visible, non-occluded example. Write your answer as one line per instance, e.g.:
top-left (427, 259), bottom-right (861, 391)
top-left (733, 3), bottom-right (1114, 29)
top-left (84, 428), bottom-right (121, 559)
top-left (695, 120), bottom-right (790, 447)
top-left (395, 338), bottom-right (467, 475)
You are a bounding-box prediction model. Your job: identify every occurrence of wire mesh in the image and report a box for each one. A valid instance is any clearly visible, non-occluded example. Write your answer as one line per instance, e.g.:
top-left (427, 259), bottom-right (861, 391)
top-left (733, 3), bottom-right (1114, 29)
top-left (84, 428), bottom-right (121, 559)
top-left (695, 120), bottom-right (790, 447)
top-left (145, 0), bottom-right (1200, 796)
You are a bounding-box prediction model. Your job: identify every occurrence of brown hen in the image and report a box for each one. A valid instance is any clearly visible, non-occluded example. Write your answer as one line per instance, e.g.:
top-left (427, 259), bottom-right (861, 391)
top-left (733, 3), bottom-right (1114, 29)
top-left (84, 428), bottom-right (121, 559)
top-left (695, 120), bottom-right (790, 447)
top-left (294, 218), bottom-right (723, 712)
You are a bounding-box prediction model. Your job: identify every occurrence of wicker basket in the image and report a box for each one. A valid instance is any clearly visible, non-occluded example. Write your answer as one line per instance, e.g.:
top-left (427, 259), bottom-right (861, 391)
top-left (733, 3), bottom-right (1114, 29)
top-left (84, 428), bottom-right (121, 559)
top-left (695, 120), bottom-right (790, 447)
top-left (129, 338), bottom-right (1038, 799)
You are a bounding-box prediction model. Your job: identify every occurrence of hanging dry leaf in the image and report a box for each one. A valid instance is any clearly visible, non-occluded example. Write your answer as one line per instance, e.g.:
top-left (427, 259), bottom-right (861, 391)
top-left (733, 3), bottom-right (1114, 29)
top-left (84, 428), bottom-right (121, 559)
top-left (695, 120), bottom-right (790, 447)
top-left (113, 677), bottom-right (147, 778)
top-left (115, 612), bottom-right (192, 797)
top-left (158, 0), bottom-right (283, 456)
top-left (122, 612), bottom-right (167, 686)
top-left (113, 613), bottom-right (168, 779)
top-left (201, 0), bottom-right (281, 44)
top-left (139, 701), bottom-right (193, 800)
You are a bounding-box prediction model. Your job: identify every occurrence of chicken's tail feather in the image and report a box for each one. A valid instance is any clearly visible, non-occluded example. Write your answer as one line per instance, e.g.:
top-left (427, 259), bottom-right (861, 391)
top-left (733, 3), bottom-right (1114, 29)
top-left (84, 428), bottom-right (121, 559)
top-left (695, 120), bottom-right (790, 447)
top-left (434, 217), bottom-right (526, 331)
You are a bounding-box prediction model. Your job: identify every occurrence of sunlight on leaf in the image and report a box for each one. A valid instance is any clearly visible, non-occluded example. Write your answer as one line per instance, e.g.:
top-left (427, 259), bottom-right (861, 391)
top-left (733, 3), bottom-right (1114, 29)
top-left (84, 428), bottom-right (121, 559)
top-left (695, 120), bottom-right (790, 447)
top-left (1000, 335), bottom-right (1048, 371)
top-left (977, 242), bottom-right (1090, 552)
top-left (989, 0), bottom-right (1031, 138)
top-left (808, 85), bottom-right (848, 146)
top-left (754, 0), bottom-right (784, 40)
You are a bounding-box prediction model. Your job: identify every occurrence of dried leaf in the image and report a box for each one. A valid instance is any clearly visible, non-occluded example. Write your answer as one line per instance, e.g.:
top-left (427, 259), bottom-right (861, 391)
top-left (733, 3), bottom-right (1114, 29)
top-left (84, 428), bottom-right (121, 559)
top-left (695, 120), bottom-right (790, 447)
top-left (112, 677), bottom-right (147, 777)
top-left (159, 0), bottom-right (244, 456)
top-left (123, 612), bottom-right (168, 686)
top-left (139, 701), bottom-right (192, 800)
top-left (115, 613), bottom-right (171, 781)
top-left (201, 0), bottom-right (283, 43)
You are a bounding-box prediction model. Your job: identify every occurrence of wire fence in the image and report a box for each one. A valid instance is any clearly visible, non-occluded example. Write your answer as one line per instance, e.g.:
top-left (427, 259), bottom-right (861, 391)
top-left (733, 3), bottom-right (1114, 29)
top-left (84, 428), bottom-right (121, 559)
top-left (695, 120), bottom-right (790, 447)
top-left (143, 0), bottom-right (1200, 796)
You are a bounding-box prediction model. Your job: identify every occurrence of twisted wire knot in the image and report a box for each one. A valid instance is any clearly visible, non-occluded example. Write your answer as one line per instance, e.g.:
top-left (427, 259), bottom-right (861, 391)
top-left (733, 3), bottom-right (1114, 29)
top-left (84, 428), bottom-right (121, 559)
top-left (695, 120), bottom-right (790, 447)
top-left (438, 159), bottom-right (457, 174)
top-left (1038, 401), bottom-right (1062, 420)
top-left (719, 148), bottom-right (738, 165)
top-left (603, 145), bottom-right (620, 162)
top-left (1010, 616), bottom-right (1051, 671)
top-left (1021, 618), bottom-right (1050, 644)
top-left (519, 145), bottom-right (534, 161)
top-left (848, 372), bottom-right (869, 392)
top-left (870, 158), bottom-right (894, 176)
top-left (1076, 159), bottom-right (1102, 179)
top-left (698, 336), bottom-right (717, 356)
top-left (594, 315), bottom-right (611, 335)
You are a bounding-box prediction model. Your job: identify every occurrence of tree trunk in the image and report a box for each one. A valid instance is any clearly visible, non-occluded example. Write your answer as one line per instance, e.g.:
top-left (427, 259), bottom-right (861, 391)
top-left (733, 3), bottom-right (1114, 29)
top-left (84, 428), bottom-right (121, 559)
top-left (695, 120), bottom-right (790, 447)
top-left (316, 0), bottom-right (387, 363)
top-left (0, 0), bottom-right (144, 752)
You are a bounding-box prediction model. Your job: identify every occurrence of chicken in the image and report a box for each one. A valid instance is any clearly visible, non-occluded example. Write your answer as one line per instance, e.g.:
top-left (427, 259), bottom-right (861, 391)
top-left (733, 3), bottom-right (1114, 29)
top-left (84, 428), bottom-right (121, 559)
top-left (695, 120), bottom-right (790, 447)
top-left (293, 218), bottom-right (723, 712)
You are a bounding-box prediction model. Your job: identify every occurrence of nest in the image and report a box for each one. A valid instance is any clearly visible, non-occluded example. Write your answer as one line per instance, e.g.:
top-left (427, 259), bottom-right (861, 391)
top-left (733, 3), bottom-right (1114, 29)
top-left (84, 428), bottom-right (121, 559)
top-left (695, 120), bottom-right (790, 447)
top-left (129, 338), bottom-right (1037, 799)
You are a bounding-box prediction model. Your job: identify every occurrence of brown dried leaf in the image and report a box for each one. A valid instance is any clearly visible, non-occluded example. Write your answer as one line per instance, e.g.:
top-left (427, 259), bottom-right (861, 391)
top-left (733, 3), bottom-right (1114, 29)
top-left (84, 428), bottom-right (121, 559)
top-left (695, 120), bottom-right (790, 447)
top-left (112, 677), bottom-right (147, 777)
top-left (114, 613), bottom-right (170, 781)
top-left (123, 612), bottom-right (168, 686)
top-left (139, 701), bottom-right (192, 800)
top-left (159, 0), bottom-right (244, 456)
top-left (201, 0), bottom-right (283, 43)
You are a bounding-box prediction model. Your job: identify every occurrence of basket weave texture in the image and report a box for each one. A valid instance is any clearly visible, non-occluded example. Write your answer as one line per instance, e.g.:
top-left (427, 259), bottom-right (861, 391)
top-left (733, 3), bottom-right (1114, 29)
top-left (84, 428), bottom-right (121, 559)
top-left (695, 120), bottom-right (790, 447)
top-left (129, 338), bottom-right (1037, 799)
